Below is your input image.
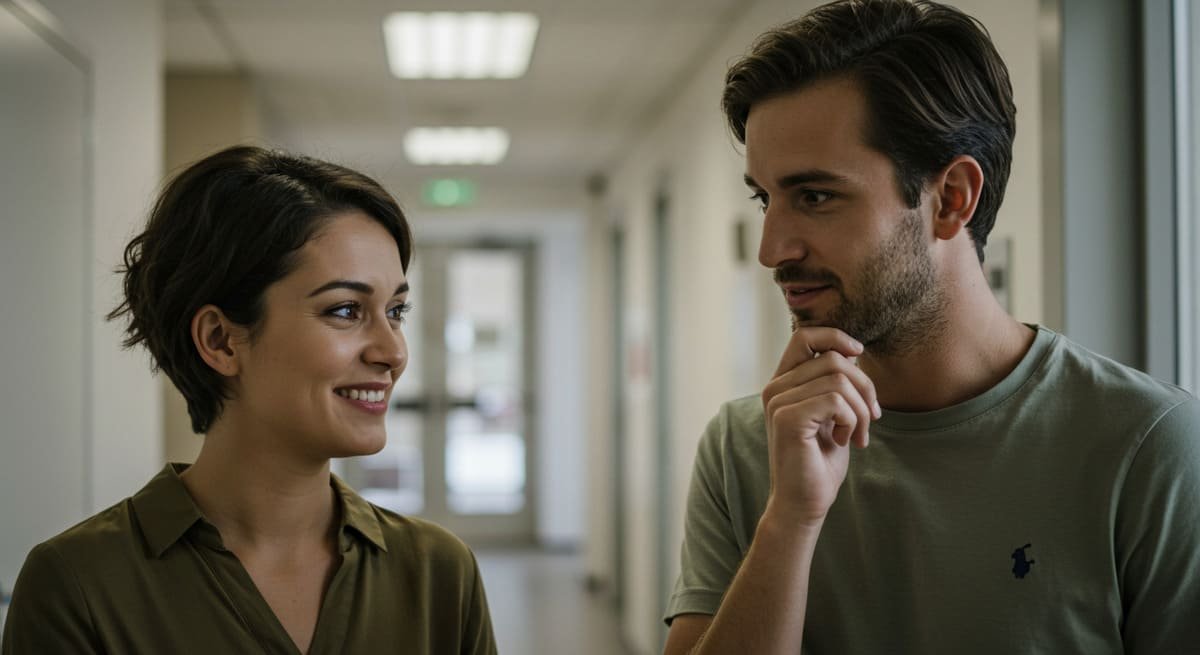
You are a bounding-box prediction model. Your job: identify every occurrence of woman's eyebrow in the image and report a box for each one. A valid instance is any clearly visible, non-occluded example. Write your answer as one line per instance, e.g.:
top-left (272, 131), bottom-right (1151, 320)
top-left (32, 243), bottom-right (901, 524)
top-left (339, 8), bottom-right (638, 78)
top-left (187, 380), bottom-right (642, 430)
top-left (307, 279), bottom-right (372, 297)
top-left (306, 279), bottom-right (411, 297)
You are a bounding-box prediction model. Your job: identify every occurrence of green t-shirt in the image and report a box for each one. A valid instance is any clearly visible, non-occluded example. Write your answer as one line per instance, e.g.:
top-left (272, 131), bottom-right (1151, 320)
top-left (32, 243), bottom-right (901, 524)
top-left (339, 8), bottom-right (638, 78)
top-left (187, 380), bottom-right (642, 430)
top-left (667, 326), bottom-right (1200, 653)
top-left (1, 464), bottom-right (496, 655)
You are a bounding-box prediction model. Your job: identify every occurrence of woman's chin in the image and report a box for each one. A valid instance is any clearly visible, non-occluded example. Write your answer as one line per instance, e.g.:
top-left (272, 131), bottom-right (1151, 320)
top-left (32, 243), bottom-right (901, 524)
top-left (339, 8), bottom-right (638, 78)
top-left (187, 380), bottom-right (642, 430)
top-left (330, 431), bottom-right (388, 459)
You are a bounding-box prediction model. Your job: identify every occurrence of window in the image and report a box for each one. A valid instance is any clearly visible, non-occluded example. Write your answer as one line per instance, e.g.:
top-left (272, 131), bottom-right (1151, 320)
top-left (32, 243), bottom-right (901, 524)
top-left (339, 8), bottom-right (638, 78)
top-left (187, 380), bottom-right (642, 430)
top-left (1178, 0), bottom-right (1199, 393)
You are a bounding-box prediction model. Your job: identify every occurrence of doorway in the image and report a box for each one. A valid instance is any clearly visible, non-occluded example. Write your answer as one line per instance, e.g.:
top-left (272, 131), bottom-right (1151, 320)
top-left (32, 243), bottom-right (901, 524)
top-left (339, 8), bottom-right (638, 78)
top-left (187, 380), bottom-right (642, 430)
top-left (339, 242), bottom-right (537, 543)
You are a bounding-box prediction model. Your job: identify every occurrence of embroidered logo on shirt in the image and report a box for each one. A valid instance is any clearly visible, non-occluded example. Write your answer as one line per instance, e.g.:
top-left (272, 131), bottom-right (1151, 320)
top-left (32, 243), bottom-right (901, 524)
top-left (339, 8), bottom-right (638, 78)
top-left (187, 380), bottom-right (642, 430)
top-left (1011, 543), bottom-right (1036, 579)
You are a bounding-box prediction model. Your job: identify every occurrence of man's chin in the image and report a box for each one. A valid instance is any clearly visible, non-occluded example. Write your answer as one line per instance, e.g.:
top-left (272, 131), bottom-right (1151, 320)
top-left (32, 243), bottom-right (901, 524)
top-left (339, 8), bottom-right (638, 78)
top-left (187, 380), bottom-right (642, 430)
top-left (790, 309), bottom-right (831, 331)
top-left (788, 310), bottom-right (865, 344)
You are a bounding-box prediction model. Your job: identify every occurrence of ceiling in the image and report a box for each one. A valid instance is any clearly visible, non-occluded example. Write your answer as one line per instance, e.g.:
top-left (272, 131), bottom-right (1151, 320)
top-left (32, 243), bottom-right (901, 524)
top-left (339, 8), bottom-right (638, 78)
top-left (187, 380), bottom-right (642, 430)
top-left (164, 0), bottom-right (753, 213)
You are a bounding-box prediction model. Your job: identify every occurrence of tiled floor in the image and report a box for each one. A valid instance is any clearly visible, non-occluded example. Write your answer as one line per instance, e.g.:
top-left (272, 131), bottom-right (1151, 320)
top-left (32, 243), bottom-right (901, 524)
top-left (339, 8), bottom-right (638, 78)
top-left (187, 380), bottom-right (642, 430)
top-left (476, 548), bottom-right (633, 655)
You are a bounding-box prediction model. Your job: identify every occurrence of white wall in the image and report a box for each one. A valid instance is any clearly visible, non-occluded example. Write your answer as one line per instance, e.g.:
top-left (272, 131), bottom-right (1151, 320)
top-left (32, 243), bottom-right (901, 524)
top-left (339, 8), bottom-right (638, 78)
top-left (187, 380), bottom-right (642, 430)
top-left (36, 0), bottom-right (164, 513)
top-left (54, 0), bottom-right (164, 513)
top-left (590, 1), bottom-right (1045, 651)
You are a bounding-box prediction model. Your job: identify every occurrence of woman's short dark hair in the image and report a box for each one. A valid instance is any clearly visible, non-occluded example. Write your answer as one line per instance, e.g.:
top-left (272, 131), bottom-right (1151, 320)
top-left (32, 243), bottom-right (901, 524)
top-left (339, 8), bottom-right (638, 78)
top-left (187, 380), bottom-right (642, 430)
top-left (722, 0), bottom-right (1016, 262)
top-left (108, 145), bottom-right (413, 434)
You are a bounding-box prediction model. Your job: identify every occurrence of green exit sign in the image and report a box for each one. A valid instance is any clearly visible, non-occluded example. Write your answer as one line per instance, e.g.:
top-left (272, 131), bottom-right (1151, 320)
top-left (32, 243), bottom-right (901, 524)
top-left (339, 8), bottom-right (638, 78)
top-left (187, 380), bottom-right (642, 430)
top-left (422, 178), bottom-right (477, 207)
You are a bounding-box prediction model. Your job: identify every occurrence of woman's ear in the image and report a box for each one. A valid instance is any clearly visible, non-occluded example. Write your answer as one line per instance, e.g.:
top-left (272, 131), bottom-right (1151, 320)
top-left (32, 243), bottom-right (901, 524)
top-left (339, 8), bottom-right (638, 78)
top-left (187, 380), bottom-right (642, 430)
top-left (931, 155), bottom-right (984, 241)
top-left (191, 305), bottom-right (243, 377)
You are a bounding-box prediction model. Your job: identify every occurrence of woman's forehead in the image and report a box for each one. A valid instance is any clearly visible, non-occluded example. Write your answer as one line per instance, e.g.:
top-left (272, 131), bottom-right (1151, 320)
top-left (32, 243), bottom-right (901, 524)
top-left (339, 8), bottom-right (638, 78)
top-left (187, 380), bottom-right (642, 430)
top-left (289, 212), bottom-right (407, 290)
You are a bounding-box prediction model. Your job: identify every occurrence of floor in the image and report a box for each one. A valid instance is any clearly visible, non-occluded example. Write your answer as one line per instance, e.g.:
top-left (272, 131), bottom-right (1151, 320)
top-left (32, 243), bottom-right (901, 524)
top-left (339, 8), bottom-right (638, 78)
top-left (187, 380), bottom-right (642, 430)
top-left (475, 548), bottom-right (634, 655)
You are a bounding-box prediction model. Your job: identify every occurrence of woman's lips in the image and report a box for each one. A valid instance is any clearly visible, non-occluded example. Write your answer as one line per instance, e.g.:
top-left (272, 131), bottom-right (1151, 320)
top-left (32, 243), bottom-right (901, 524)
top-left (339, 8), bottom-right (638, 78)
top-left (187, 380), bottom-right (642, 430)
top-left (334, 390), bottom-right (389, 416)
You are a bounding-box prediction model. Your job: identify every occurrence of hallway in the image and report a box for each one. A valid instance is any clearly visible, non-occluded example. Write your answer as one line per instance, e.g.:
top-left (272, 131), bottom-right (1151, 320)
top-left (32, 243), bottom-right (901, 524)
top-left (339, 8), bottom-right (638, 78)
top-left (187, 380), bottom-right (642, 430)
top-left (477, 549), bottom-right (633, 655)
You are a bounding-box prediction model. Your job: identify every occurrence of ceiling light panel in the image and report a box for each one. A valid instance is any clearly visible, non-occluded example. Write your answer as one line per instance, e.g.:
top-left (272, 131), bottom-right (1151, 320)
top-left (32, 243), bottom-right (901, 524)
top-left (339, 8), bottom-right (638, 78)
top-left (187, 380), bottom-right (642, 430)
top-left (383, 12), bottom-right (539, 79)
top-left (403, 127), bottom-right (510, 165)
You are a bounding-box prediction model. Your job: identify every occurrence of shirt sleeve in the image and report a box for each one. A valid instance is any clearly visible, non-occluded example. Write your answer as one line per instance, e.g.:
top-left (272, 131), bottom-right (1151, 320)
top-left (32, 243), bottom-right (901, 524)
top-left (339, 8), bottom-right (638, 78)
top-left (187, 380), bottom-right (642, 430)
top-left (461, 551), bottom-right (498, 655)
top-left (1, 542), bottom-right (101, 655)
top-left (1115, 396), bottom-right (1200, 653)
top-left (664, 407), bottom-right (744, 625)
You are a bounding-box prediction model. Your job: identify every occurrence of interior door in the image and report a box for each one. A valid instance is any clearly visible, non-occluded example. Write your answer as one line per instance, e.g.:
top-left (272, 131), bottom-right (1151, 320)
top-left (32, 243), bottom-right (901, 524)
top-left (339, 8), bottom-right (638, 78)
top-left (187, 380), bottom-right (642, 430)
top-left (0, 0), bottom-right (90, 620)
top-left (340, 242), bottom-right (536, 544)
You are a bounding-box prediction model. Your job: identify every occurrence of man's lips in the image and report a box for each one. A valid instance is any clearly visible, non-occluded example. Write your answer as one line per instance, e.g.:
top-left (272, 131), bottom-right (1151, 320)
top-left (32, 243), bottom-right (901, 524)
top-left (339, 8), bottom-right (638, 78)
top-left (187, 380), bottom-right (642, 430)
top-left (781, 284), bottom-right (832, 309)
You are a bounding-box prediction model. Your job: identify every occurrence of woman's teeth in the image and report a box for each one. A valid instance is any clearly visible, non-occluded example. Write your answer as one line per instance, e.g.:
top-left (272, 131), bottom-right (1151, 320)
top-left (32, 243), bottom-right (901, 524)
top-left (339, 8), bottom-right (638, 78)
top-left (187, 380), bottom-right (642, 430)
top-left (337, 388), bottom-right (386, 403)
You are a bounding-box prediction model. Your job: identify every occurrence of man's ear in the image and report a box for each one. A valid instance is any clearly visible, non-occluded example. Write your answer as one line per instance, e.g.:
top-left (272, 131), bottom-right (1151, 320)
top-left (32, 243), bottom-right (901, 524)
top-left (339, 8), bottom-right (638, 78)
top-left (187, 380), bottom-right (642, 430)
top-left (931, 155), bottom-right (984, 241)
top-left (191, 305), bottom-right (244, 377)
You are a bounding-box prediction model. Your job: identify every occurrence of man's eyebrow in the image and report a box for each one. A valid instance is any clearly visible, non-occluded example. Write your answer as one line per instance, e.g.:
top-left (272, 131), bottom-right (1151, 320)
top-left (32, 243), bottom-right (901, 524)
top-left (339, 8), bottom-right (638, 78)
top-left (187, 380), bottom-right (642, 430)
top-left (307, 280), bottom-right (411, 297)
top-left (744, 169), bottom-right (851, 190)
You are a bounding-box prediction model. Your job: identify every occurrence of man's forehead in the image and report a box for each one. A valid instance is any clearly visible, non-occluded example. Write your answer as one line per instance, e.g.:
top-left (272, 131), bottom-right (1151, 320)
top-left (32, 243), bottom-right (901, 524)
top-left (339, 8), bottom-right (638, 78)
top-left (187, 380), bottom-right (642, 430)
top-left (744, 80), bottom-right (874, 185)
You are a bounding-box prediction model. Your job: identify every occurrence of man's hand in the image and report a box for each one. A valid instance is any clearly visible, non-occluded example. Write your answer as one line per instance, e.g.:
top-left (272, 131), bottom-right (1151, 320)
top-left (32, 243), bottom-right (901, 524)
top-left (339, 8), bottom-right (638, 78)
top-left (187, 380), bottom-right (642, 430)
top-left (761, 327), bottom-right (880, 529)
top-left (664, 327), bottom-right (881, 655)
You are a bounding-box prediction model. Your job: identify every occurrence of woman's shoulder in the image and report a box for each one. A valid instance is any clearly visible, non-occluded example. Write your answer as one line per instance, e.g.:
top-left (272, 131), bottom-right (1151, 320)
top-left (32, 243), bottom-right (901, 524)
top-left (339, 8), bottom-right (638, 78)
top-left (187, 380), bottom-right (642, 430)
top-left (32, 499), bottom-right (140, 566)
top-left (333, 477), bottom-right (480, 576)
top-left (367, 504), bottom-right (477, 567)
top-left (10, 497), bottom-right (143, 620)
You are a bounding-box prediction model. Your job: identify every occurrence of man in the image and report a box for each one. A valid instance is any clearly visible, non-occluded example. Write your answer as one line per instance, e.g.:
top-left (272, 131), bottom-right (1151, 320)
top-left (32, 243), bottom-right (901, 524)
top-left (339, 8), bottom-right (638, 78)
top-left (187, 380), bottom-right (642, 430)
top-left (663, 1), bottom-right (1200, 653)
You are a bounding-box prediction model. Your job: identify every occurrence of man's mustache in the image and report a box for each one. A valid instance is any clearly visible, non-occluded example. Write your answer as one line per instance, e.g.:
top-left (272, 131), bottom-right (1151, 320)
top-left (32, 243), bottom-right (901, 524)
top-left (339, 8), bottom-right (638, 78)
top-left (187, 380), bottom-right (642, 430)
top-left (773, 264), bottom-right (840, 288)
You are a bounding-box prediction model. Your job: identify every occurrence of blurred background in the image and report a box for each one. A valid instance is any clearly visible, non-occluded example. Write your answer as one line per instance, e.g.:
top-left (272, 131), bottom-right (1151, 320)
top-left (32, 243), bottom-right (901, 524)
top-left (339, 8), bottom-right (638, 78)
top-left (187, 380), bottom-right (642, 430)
top-left (1, 0), bottom-right (1197, 652)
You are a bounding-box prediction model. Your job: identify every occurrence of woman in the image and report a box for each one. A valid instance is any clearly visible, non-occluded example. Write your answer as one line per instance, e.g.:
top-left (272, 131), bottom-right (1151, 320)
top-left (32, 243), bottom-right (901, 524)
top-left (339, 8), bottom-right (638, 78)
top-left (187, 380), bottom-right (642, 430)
top-left (0, 146), bottom-right (497, 654)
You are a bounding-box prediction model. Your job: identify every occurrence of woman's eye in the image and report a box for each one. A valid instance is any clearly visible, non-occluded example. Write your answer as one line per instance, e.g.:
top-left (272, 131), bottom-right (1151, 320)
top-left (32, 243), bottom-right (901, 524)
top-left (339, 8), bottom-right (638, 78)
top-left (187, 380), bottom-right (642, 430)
top-left (387, 302), bottom-right (413, 323)
top-left (327, 303), bottom-right (361, 320)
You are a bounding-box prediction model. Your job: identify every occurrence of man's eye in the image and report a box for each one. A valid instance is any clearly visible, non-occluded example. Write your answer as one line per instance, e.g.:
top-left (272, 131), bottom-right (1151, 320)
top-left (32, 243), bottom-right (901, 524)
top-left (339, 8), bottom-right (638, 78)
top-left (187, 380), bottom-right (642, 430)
top-left (802, 190), bottom-right (833, 205)
top-left (388, 302), bottom-right (413, 323)
top-left (748, 192), bottom-right (769, 213)
top-left (327, 303), bottom-right (361, 320)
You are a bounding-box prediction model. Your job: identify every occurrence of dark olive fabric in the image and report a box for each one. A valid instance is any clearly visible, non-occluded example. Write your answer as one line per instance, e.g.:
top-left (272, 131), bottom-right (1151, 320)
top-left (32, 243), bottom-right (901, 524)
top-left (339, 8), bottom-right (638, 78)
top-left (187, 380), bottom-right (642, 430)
top-left (1, 464), bottom-right (496, 655)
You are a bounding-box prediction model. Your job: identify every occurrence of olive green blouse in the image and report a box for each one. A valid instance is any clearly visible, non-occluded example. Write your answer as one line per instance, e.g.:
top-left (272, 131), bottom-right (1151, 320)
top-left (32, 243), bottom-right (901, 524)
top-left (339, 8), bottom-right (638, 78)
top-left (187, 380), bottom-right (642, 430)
top-left (0, 464), bottom-right (496, 655)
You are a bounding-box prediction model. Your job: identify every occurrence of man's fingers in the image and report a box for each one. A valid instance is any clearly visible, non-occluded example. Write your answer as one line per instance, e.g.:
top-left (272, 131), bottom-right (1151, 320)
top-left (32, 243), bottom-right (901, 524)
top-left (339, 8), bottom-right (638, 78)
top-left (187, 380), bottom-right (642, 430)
top-left (764, 351), bottom-right (880, 422)
top-left (773, 327), bottom-right (864, 378)
top-left (766, 377), bottom-right (871, 448)
top-left (773, 392), bottom-right (859, 449)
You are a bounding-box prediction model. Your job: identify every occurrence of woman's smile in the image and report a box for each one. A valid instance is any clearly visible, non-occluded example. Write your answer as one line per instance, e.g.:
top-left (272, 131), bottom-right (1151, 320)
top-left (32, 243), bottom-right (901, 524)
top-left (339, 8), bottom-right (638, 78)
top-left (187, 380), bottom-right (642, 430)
top-left (333, 382), bottom-right (392, 415)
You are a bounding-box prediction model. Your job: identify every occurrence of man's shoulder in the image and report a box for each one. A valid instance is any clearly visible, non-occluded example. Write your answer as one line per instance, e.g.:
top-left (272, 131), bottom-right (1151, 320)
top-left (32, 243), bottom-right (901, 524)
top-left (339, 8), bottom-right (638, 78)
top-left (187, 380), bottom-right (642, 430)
top-left (694, 394), bottom-right (769, 471)
top-left (717, 393), bottom-right (766, 429)
top-left (1047, 332), bottom-right (1195, 419)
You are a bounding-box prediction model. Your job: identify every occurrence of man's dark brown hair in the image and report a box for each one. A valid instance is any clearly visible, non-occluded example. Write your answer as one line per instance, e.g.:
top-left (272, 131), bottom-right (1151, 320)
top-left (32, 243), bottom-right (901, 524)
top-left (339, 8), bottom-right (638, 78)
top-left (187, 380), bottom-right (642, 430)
top-left (108, 145), bottom-right (413, 434)
top-left (722, 0), bottom-right (1016, 262)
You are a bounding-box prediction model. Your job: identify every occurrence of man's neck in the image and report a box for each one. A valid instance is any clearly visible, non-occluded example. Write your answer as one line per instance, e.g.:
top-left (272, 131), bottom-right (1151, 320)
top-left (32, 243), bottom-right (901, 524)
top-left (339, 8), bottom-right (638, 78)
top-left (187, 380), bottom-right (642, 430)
top-left (858, 268), bottom-right (1036, 413)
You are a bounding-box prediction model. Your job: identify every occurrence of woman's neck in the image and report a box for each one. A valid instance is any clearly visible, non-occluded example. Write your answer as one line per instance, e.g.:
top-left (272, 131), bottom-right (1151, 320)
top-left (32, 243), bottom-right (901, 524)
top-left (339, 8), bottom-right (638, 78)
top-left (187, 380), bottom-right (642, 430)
top-left (179, 420), bottom-right (338, 553)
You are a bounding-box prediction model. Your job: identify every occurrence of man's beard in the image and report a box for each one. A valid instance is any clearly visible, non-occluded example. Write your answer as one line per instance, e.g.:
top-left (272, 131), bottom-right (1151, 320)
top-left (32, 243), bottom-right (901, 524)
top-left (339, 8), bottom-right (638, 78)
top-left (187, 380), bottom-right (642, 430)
top-left (777, 209), bottom-right (947, 356)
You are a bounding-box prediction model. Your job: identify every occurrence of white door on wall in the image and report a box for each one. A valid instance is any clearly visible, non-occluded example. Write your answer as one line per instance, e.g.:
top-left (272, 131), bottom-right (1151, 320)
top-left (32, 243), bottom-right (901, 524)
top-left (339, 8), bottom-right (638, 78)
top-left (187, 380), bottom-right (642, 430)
top-left (0, 0), bottom-right (90, 615)
top-left (338, 243), bottom-right (536, 544)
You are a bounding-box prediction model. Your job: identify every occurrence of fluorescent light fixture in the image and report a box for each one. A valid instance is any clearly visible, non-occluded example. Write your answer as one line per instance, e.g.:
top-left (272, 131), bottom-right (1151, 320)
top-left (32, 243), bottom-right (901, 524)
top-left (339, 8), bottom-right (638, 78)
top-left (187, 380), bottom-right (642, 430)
top-left (404, 127), bottom-right (510, 165)
top-left (383, 12), bottom-right (539, 79)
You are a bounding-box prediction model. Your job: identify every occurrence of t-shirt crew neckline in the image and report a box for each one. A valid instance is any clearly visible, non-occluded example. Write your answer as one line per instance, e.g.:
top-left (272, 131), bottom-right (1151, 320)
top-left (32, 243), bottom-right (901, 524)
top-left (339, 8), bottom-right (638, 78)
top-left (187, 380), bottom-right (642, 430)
top-left (870, 324), bottom-right (1055, 434)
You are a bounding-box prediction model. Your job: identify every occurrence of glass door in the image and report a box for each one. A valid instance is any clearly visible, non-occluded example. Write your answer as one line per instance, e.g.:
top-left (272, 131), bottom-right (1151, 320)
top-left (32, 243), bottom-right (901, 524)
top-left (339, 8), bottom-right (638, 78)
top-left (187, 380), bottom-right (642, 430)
top-left (339, 242), bottom-right (535, 543)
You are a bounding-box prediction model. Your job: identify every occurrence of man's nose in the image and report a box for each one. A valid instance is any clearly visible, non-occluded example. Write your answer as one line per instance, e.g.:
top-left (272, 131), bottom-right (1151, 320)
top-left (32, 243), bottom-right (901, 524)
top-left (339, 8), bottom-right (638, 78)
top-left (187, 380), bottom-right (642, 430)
top-left (758, 208), bottom-right (807, 269)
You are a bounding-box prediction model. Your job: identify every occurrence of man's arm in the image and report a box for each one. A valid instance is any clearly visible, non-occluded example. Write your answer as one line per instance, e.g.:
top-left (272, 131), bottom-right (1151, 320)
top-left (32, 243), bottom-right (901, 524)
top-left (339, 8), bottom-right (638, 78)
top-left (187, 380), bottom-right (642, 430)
top-left (1116, 397), bottom-right (1200, 653)
top-left (665, 328), bottom-right (878, 655)
top-left (665, 510), bottom-right (822, 654)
